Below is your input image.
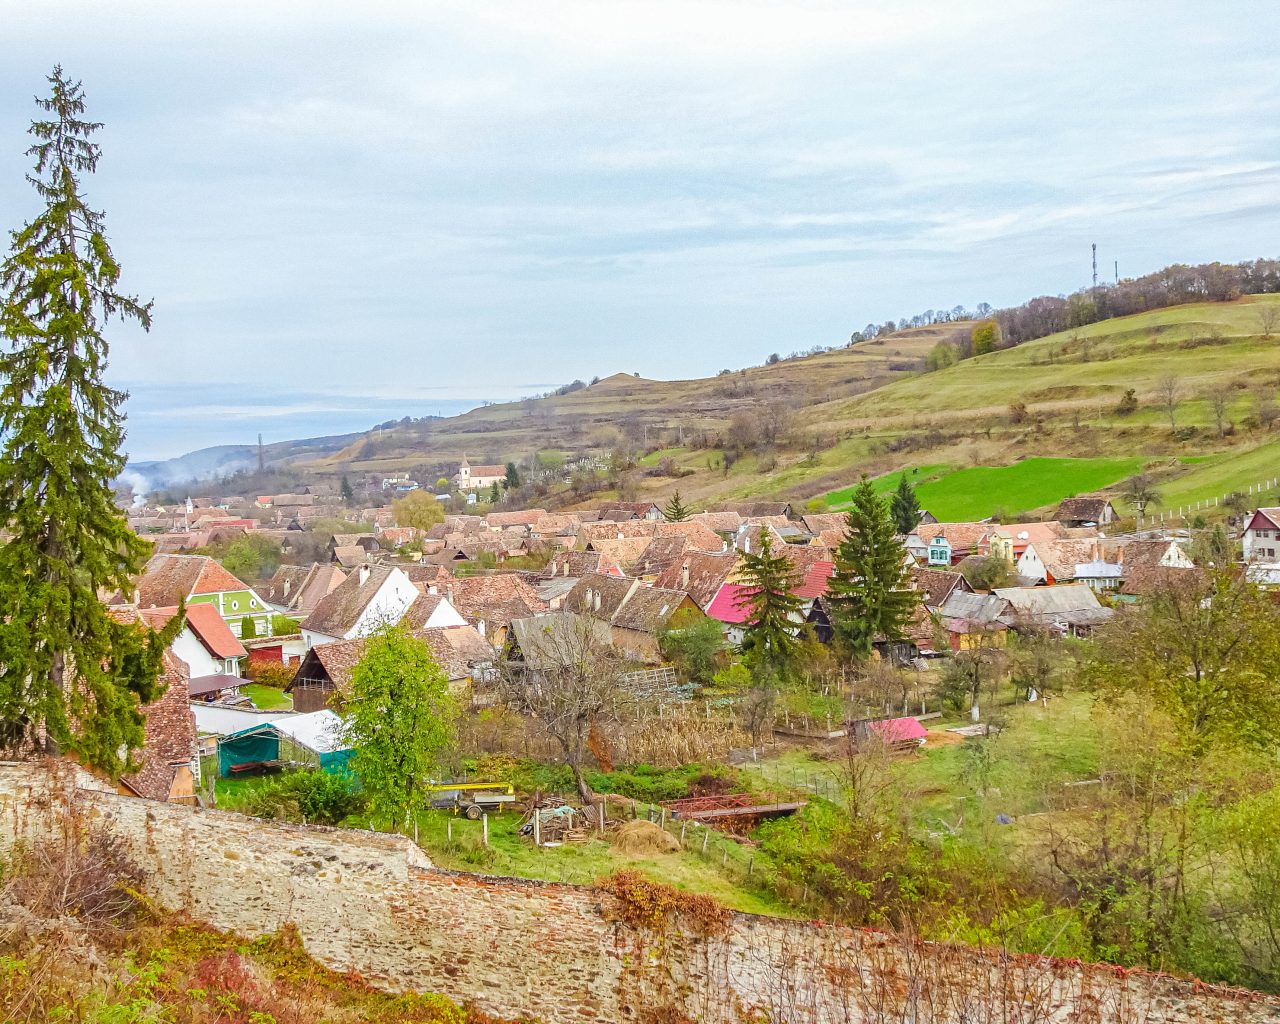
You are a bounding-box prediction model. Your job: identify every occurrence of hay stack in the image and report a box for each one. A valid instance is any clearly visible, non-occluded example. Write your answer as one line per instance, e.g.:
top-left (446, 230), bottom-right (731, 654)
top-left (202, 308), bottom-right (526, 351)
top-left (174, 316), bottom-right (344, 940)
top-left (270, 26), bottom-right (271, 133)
top-left (611, 819), bottom-right (680, 856)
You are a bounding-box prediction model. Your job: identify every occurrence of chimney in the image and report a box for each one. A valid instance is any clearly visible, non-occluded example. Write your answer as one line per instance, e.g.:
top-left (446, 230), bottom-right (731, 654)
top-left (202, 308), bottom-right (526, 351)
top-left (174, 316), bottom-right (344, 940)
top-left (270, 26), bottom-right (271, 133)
top-left (617, 530), bottom-right (624, 541)
top-left (594, 591), bottom-right (601, 613)
top-left (680, 561), bottom-right (690, 591)
top-left (358, 565), bottom-right (370, 586)
top-left (478, 619), bottom-right (486, 637)
top-left (447, 585), bottom-right (455, 606)
top-left (427, 584), bottom-right (438, 595)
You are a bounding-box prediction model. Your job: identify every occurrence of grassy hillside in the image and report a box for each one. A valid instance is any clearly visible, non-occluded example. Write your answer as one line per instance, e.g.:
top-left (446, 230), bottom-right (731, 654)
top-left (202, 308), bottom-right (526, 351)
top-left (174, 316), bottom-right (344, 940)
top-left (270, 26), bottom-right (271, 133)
top-left (292, 295), bottom-right (1280, 520)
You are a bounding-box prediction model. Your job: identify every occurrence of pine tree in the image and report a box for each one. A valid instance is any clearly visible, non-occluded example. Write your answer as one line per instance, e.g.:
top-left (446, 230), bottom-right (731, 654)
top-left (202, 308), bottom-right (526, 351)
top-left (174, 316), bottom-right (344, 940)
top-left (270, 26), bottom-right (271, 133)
top-left (340, 475), bottom-right (354, 504)
top-left (504, 461), bottom-right (520, 489)
top-left (0, 68), bottom-right (175, 772)
top-left (736, 531), bottom-right (802, 676)
top-left (889, 474), bottom-right (921, 535)
top-left (827, 478), bottom-right (919, 660)
top-left (663, 489), bottom-right (692, 522)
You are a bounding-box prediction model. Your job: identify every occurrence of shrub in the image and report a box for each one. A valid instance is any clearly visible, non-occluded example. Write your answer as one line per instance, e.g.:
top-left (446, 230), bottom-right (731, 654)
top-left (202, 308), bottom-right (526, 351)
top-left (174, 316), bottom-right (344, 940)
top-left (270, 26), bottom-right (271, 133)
top-left (240, 770), bottom-right (365, 825)
top-left (243, 660), bottom-right (295, 689)
top-left (3, 816), bottom-right (145, 925)
top-left (1115, 388), bottom-right (1138, 415)
top-left (597, 870), bottom-right (730, 935)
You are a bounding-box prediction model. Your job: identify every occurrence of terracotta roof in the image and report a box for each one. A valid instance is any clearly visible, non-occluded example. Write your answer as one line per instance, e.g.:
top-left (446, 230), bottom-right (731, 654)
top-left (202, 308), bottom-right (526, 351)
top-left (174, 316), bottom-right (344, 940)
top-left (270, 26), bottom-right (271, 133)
top-left (723, 502), bottom-right (792, 518)
top-left (333, 545), bottom-right (368, 568)
top-left (597, 501), bottom-right (660, 516)
top-left (564, 573), bottom-right (692, 634)
top-left (418, 625), bottom-right (496, 680)
top-left (302, 564), bottom-right (399, 638)
top-left (289, 637), bottom-right (366, 692)
top-left (135, 554), bottom-right (254, 607)
top-left (586, 536), bottom-right (654, 568)
top-left (653, 551), bottom-right (740, 610)
top-left (655, 520), bottom-right (724, 552)
top-left (531, 513), bottom-right (582, 536)
top-left (1056, 497), bottom-right (1115, 522)
top-left (633, 536), bottom-right (689, 576)
top-left (110, 609), bottom-right (196, 802)
top-left (994, 583), bottom-right (1113, 625)
top-left (378, 527), bottom-right (421, 547)
top-left (444, 574), bottom-right (548, 631)
top-left (801, 513), bottom-right (847, 536)
top-left (401, 563), bottom-right (455, 588)
top-left (915, 523), bottom-right (991, 553)
top-left (185, 603), bottom-right (248, 660)
top-left (486, 509), bottom-right (547, 528)
top-left (1120, 539), bottom-right (1184, 568)
top-left (792, 561), bottom-right (835, 600)
top-left (909, 565), bottom-right (967, 608)
top-left (1120, 564), bottom-right (1201, 597)
top-left (291, 564), bottom-right (349, 616)
top-left (1026, 539), bottom-right (1100, 581)
top-left (687, 511), bottom-right (742, 534)
top-left (400, 593), bottom-right (450, 629)
top-left (262, 565), bottom-right (311, 607)
top-left (579, 520), bottom-right (660, 543)
top-left (543, 550), bottom-right (606, 579)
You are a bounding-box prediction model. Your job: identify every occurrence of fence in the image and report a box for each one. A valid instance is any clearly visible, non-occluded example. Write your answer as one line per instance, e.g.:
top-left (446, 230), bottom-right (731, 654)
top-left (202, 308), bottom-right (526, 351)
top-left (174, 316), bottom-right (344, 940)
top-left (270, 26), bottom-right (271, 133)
top-left (1138, 476), bottom-right (1279, 524)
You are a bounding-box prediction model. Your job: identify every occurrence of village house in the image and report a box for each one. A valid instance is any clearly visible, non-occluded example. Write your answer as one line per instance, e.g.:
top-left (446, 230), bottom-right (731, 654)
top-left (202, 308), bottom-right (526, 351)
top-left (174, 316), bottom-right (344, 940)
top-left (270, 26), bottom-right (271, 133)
top-left (286, 624), bottom-right (494, 712)
top-left (596, 501), bottom-right (663, 521)
top-left (132, 553), bottom-right (273, 640)
top-left (443, 574), bottom-right (548, 645)
top-left (994, 583), bottom-right (1113, 637)
top-left (1016, 538), bottom-right (1101, 585)
top-left (106, 609), bottom-right (199, 804)
top-left (139, 603), bottom-right (247, 680)
top-left (262, 562), bottom-right (348, 618)
top-left (300, 564), bottom-right (420, 647)
top-left (912, 523), bottom-right (991, 567)
top-left (1242, 508), bottom-right (1280, 562)
top-left (653, 550), bottom-right (740, 611)
top-left (564, 572), bottom-right (703, 662)
top-left (453, 456), bottom-right (507, 491)
top-left (505, 612), bottom-right (616, 668)
top-left (1055, 496), bottom-right (1118, 528)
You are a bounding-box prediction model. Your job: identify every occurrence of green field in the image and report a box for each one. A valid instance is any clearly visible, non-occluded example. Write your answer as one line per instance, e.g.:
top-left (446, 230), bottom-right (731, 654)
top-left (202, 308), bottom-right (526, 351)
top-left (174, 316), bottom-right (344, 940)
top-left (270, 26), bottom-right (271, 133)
top-left (826, 456), bottom-right (1144, 520)
top-left (1151, 439), bottom-right (1280, 513)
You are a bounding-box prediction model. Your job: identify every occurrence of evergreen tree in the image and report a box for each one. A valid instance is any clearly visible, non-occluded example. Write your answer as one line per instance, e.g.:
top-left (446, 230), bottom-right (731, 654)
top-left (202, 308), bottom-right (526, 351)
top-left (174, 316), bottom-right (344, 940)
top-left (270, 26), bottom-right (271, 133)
top-left (489, 481), bottom-right (501, 504)
top-left (827, 478), bottom-right (918, 660)
top-left (736, 531), bottom-right (802, 676)
top-left (339, 475), bottom-right (354, 504)
top-left (504, 461), bottom-right (520, 489)
top-left (0, 69), bottom-right (175, 772)
top-left (889, 474), bottom-right (921, 535)
top-left (663, 489), bottom-right (692, 522)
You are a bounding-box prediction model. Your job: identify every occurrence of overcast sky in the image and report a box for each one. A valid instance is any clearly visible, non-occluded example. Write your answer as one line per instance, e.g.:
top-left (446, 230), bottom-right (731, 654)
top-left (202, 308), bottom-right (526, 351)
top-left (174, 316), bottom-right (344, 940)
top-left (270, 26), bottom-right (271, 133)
top-left (3, 2), bottom-right (1280, 422)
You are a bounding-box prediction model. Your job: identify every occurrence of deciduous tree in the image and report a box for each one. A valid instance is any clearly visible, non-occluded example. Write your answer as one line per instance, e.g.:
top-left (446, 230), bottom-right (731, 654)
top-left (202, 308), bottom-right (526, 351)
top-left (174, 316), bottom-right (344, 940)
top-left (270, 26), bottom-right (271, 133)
top-left (0, 69), bottom-right (174, 773)
top-left (342, 625), bottom-right (457, 827)
top-left (1087, 572), bottom-right (1280, 753)
top-left (392, 489), bottom-right (445, 531)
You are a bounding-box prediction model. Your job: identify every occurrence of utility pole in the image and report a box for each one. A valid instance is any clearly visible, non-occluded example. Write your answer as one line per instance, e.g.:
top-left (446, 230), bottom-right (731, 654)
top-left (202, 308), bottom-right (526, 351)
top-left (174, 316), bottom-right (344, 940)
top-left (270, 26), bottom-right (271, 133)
top-left (1114, 260), bottom-right (1119, 285)
top-left (257, 433), bottom-right (265, 475)
top-left (1091, 243), bottom-right (1098, 290)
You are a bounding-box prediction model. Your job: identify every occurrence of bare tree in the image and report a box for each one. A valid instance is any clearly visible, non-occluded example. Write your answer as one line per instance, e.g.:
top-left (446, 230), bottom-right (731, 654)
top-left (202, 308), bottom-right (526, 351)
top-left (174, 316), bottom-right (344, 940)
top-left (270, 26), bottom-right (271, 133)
top-left (1121, 473), bottom-right (1161, 517)
top-left (1157, 374), bottom-right (1180, 430)
top-left (498, 614), bottom-right (652, 804)
top-left (1208, 384), bottom-right (1233, 437)
top-left (1257, 305), bottom-right (1280, 339)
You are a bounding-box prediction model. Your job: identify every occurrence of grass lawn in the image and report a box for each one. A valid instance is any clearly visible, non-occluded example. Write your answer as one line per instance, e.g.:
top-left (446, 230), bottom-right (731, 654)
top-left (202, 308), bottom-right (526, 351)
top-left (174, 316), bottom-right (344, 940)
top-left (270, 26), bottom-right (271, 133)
top-left (894, 456), bottom-right (1146, 520)
top-left (825, 463), bottom-right (951, 508)
top-left (410, 806), bottom-right (787, 915)
top-left (242, 683), bottom-right (292, 710)
top-left (1150, 437), bottom-right (1280, 513)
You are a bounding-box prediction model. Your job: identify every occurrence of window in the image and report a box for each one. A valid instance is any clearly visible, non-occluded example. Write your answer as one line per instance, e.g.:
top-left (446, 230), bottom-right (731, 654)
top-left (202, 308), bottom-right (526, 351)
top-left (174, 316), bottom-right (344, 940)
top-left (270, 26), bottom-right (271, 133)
top-left (249, 599), bottom-right (257, 609)
top-left (230, 599), bottom-right (239, 611)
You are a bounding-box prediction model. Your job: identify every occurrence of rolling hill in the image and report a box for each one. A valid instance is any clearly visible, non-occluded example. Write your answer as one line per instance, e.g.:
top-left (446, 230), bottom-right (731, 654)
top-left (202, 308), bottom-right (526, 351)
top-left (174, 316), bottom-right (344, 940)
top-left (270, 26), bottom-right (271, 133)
top-left (163, 294), bottom-right (1280, 523)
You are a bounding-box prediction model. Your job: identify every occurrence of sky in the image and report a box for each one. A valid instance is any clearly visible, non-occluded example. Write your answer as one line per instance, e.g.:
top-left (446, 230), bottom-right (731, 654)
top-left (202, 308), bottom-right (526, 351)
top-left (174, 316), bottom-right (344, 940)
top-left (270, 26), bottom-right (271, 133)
top-left (3, 2), bottom-right (1280, 458)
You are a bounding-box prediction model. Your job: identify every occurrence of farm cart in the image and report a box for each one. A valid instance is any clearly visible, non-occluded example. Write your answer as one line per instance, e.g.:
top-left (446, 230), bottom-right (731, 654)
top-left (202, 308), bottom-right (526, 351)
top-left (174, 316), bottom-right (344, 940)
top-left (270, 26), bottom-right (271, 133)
top-left (427, 782), bottom-right (516, 819)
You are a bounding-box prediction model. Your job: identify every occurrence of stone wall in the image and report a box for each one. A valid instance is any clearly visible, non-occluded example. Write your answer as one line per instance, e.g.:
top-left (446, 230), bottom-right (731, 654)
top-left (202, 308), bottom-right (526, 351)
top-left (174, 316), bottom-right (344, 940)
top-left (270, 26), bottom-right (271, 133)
top-left (1, 762), bottom-right (1276, 1024)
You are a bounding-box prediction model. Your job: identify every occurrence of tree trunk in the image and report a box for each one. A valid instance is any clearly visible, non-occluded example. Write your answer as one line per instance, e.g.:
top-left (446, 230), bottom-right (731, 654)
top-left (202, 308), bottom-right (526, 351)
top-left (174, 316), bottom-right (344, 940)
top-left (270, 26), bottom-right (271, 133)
top-left (570, 759), bottom-right (596, 805)
top-left (970, 698), bottom-right (981, 722)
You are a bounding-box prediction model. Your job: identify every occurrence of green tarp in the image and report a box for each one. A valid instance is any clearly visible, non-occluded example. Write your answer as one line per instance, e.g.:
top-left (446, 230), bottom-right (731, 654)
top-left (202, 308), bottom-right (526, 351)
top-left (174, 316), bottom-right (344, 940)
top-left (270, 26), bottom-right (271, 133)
top-left (218, 731), bottom-right (279, 776)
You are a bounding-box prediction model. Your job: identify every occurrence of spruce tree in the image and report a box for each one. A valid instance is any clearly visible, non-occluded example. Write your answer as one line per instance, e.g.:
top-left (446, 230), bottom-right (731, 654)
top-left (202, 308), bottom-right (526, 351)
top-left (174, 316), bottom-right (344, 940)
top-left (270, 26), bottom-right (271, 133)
top-left (340, 475), bottom-right (354, 504)
top-left (663, 489), bottom-right (692, 522)
top-left (0, 68), bottom-right (174, 773)
top-left (889, 474), bottom-right (921, 535)
top-left (736, 531), bottom-right (802, 676)
top-left (827, 478), bottom-right (918, 660)
top-left (504, 461), bottom-right (520, 489)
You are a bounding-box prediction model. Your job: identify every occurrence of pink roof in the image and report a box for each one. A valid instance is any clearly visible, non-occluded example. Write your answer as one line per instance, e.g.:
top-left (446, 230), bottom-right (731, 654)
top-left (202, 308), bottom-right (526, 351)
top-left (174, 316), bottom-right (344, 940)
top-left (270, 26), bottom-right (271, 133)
top-left (1245, 509), bottom-right (1280, 532)
top-left (706, 583), bottom-right (757, 625)
top-left (868, 717), bottom-right (928, 743)
top-left (792, 561), bottom-right (834, 600)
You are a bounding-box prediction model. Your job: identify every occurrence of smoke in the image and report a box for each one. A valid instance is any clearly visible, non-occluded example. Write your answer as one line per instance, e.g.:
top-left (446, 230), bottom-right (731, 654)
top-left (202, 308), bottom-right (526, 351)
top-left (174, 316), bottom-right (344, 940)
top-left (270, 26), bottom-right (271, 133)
top-left (117, 469), bottom-right (151, 508)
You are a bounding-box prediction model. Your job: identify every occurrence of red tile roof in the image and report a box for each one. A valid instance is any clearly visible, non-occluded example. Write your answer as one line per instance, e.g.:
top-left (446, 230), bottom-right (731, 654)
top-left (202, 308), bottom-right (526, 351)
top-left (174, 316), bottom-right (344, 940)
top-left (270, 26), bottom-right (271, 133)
top-left (792, 561), bottom-right (834, 600)
top-left (184, 603), bottom-right (248, 660)
top-left (707, 583), bottom-right (757, 625)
